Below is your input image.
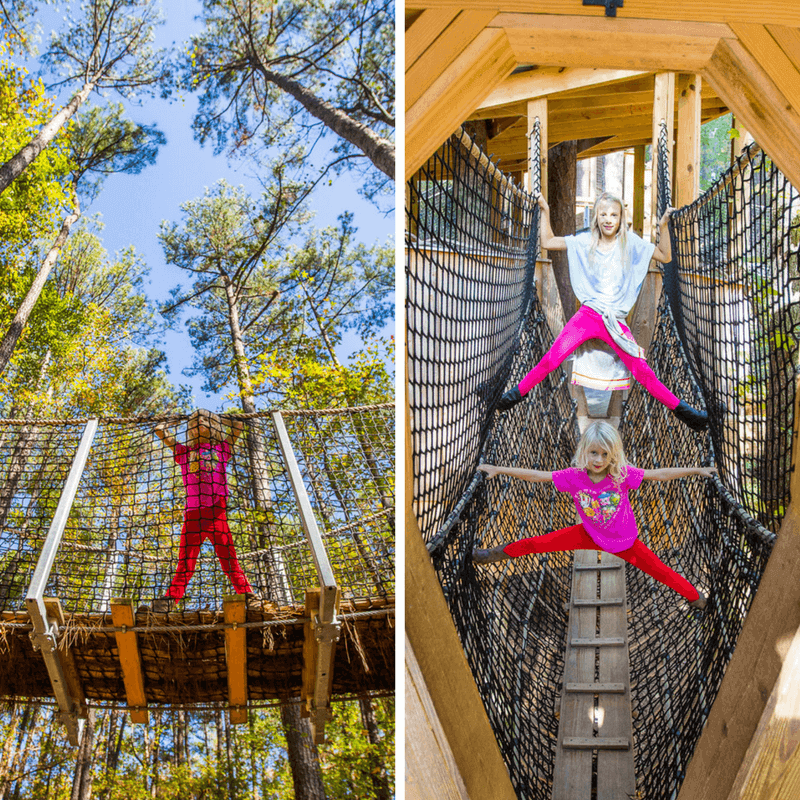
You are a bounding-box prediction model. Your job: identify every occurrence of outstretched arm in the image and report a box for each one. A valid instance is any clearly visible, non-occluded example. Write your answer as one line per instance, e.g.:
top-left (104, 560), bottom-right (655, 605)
top-left (479, 463), bottom-right (554, 483)
top-left (154, 423), bottom-right (177, 453)
top-left (643, 466), bottom-right (717, 481)
top-left (537, 194), bottom-right (567, 251)
top-left (652, 207), bottom-right (674, 263)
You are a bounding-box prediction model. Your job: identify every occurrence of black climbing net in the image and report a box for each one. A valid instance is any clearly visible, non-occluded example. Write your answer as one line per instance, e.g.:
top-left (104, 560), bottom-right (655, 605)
top-left (406, 125), bottom-right (800, 799)
top-left (0, 405), bottom-right (394, 618)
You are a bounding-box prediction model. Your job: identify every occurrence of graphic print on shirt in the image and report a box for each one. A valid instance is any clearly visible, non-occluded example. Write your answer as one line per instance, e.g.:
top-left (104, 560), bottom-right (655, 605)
top-left (189, 446), bottom-right (219, 475)
top-left (576, 488), bottom-right (622, 525)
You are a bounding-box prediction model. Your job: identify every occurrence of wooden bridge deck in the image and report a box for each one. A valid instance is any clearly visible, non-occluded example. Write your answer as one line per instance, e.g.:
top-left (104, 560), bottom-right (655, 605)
top-left (0, 595), bottom-right (394, 708)
top-left (552, 550), bottom-right (636, 800)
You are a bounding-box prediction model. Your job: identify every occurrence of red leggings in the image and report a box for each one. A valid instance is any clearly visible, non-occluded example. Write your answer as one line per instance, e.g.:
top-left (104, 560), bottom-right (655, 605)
top-left (165, 504), bottom-right (253, 600)
top-left (503, 522), bottom-right (699, 601)
top-left (518, 305), bottom-right (680, 409)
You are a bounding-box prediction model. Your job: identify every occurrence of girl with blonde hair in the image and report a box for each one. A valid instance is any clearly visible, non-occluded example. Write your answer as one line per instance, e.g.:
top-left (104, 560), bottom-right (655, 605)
top-left (473, 421), bottom-right (713, 608)
top-left (143, 409), bottom-right (256, 613)
top-left (498, 192), bottom-right (708, 430)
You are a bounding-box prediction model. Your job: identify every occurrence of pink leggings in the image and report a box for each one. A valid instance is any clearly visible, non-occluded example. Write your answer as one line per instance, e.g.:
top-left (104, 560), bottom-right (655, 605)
top-left (518, 306), bottom-right (680, 409)
top-left (503, 522), bottom-right (699, 601)
top-left (166, 504), bottom-right (253, 600)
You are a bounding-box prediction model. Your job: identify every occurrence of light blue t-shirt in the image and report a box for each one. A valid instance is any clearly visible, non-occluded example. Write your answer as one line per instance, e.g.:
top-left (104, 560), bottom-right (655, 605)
top-left (564, 230), bottom-right (655, 318)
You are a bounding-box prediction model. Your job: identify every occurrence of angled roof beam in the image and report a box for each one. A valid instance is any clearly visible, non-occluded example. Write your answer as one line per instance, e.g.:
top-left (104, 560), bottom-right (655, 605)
top-left (477, 67), bottom-right (650, 112)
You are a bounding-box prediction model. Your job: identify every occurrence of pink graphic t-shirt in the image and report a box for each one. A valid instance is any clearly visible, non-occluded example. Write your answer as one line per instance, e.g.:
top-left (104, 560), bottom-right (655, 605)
top-left (174, 441), bottom-right (232, 510)
top-left (552, 465), bottom-right (645, 553)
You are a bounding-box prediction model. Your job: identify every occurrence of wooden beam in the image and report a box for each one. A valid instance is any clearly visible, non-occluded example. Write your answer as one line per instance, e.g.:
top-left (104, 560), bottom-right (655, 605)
top-left (409, 1), bottom-right (800, 26)
top-left (677, 379), bottom-right (800, 800)
top-left (407, 28), bottom-right (517, 179)
top-left (765, 24), bottom-right (800, 73)
top-left (44, 598), bottom-right (87, 720)
top-left (728, 23), bottom-right (800, 116)
top-left (110, 599), bottom-right (147, 724)
top-left (406, 636), bottom-right (471, 800)
top-left (223, 594), bottom-right (248, 725)
top-left (493, 15), bottom-right (726, 72)
top-left (405, 417), bottom-right (517, 800)
top-left (725, 622), bottom-right (800, 799)
top-left (406, 7), bottom-right (461, 67)
top-left (477, 67), bottom-right (649, 112)
top-left (703, 36), bottom-right (800, 192)
top-left (406, 10), bottom-right (499, 110)
top-left (632, 144), bottom-right (645, 235)
top-left (301, 587), bottom-right (340, 743)
top-left (651, 72), bottom-right (675, 233)
top-left (675, 74), bottom-right (702, 206)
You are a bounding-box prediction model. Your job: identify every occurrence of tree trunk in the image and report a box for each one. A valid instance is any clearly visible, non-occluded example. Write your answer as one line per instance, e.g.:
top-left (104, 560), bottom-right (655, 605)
top-left (222, 277), bottom-right (291, 604)
top-left (253, 64), bottom-right (393, 179)
top-left (280, 704), bottom-right (326, 800)
top-left (0, 82), bottom-right (93, 194)
top-left (9, 702), bottom-right (40, 800)
top-left (224, 712), bottom-right (235, 799)
top-left (0, 203), bottom-right (82, 376)
top-left (222, 277), bottom-right (326, 799)
top-left (70, 708), bottom-right (95, 800)
top-left (359, 697), bottom-right (390, 800)
top-left (547, 141), bottom-right (578, 317)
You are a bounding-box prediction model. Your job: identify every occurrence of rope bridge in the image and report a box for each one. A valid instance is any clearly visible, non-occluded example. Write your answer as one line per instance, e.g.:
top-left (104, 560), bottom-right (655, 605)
top-left (0, 405), bottom-right (394, 743)
top-left (406, 129), bottom-right (800, 799)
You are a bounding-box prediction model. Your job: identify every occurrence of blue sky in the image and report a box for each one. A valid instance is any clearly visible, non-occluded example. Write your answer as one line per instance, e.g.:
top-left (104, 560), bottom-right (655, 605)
top-left (35, 0), bottom-right (394, 409)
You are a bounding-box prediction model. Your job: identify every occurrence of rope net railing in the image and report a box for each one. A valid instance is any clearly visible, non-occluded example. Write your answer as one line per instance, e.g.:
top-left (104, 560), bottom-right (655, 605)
top-left (407, 126), bottom-right (800, 800)
top-left (0, 405), bottom-right (394, 619)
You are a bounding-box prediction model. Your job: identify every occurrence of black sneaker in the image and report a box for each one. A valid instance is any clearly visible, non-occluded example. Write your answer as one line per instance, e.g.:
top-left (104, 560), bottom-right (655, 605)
top-left (688, 592), bottom-right (708, 610)
top-left (473, 546), bottom-right (510, 564)
top-left (672, 400), bottom-right (708, 431)
top-left (497, 387), bottom-right (523, 411)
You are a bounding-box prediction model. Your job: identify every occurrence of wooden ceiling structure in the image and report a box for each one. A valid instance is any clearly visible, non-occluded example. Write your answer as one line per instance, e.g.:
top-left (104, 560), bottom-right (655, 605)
top-left (406, 2), bottom-right (800, 193)
top-left (406, 4), bottom-right (800, 800)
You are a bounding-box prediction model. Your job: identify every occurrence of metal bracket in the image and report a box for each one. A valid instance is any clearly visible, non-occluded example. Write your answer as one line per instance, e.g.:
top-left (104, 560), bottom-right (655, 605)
top-left (583, 0), bottom-right (623, 17)
top-left (314, 615), bottom-right (342, 646)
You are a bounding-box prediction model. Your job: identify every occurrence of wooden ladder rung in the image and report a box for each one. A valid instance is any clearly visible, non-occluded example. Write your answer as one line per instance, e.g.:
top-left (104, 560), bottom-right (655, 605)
top-left (562, 737), bottom-right (630, 750)
top-left (572, 598), bottom-right (624, 607)
top-left (575, 563), bottom-right (622, 570)
top-left (570, 637), bottom-right (625, 647)
top-left (565, 682), bottom-right (625, 693)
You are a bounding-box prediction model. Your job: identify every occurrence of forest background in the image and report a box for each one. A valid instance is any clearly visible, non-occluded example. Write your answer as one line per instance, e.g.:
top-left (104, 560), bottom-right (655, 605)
top-left (0, 0), bottom-right (394, 798)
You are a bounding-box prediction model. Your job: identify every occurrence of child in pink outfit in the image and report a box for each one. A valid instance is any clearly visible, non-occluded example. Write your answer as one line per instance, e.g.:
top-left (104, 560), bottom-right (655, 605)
top-left (498, 193), bottom-right (708, 431)
top-left (144, 409), bottom-right (255, 613)
top-left (473, 421), bottom-right (715, 608)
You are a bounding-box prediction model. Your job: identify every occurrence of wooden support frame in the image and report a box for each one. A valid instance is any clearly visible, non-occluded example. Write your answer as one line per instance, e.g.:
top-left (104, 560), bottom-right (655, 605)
top-left (675, 74), bottom-right (702, 207)
top-left (405, 418), bottom-right (517, 799)
top-left (677, 376), bottom-right (800, 800)
top-left (302, 587), bottom-right (341, 745)
top-left (223, 594), bottom-right (248, 725)
top-left (650, 72), bottom-right (675, 232)
top-left (110, 599), bottom-right (148, 724)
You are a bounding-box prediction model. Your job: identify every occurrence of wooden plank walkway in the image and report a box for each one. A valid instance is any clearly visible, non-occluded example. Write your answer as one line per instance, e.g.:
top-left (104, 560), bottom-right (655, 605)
top-left (552, 549), bottom-right (636, 800)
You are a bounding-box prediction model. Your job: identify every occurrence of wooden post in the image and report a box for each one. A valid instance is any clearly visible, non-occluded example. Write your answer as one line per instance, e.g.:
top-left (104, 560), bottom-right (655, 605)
top-left (223, 594), bottom-right (248, 725)
top-left (301, 587), bottom-right (340, 744)
top-left (632, 144), bottom-right (646, 236)
top-left (650, 72), bottom-right (675, 237)
top-left (110, 599), bottom-right (148, 723)
top-left (675, 74), bottom-right (702, 207)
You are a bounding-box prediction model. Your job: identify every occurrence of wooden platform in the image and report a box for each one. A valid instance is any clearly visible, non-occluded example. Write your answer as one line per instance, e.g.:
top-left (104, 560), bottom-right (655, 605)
top-left (552, 550), bottom-right (636, 800)
top-left (0, 595), bottom-right (394, 708)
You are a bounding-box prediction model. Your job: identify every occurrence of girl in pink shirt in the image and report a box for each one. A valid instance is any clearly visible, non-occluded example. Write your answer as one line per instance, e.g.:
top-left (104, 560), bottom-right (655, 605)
top-left (473, 421), bottom-right (714, 608)
top-left (145, 409), bottom-right (255, 613)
